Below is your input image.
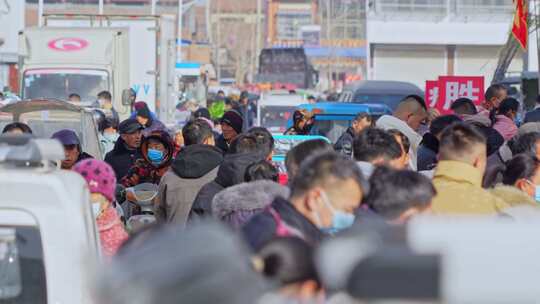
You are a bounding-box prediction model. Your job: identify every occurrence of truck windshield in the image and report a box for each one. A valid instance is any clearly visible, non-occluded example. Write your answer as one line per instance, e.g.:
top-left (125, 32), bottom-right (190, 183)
top-left (310, 119), bottom-right (350, 143)
top-left (23, 69), bottom-right (109, 102)
top-left (260, 106), bottom-right (295, 134)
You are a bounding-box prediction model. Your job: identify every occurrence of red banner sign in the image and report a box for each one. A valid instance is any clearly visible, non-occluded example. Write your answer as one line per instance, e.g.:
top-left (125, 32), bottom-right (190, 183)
top-left (426, 76), bottom-right (484, 114)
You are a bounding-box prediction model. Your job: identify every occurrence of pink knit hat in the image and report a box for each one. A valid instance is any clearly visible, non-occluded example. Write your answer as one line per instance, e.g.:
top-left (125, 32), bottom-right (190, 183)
top-left (73, 159), bottom-right (117, 202)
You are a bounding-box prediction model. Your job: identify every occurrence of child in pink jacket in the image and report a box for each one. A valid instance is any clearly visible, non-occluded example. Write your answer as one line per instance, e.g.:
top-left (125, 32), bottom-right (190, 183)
top-left (74, 159), bottom-right (128, 258)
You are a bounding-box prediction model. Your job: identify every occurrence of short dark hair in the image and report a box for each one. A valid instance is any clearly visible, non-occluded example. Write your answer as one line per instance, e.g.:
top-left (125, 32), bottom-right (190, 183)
top-left (503, 154), bottom-right (540, 186)
top-left (387, 129), bottom-right (410, 154)
top-left (285, 139), bottom-right (334, 180)
top-left (182, 120), bottom-right (213, 146)
top-left (2, 122), bottom-right (33, 134)
top-left (497, 98), bottom-right (519, 116)
top-left (290, 151), bottom-right (366, 199)
top-left (429, 115), bottom-right (462, 137)
top-left (402, 94), bottom-right (427, 111)
top-left (353, 128), bottom-right (402, 163)
top-left (354, 112), bottom-right (372, 123)
top-left (247, 127), bottom-right (275, 157)
top-left (99, 118), bottom-right (117, 133)
top-left (68, 93), bottom-right (81, 99)
top-left (485, 84), bottom-right (507, 102)
top-left (245, 160), bottom-right (279, 182)
top-left (363, 166), bottom-right (435, 220)
top-left (257, 237), bottom-right (319, 287)
top-left (439, 123), bottom-right (486, 161)
top-left (229, 134), bottom-right (259, 154)
top-left (508, 132), bottom-right (540, 157)
top-left (97, 91), bottom-right (112, 101)
top-left (451, 98), bottom-right (477, 115)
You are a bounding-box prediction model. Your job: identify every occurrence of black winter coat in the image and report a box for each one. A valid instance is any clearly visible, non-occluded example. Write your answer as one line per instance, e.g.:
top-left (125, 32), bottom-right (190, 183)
top-left (189, 152), bottom-right (266, 220)
top-left (334, 128), bottom-right (355, 158)
top-left (104, 137), bottom-right (143, 181)
top-left (242, 197), bottom-right (324, 251)
top-left (216, 134), bottom-right (229, 154)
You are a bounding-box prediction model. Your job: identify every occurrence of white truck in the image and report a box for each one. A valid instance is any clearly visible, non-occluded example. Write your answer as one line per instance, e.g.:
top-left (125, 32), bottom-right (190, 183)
top-left (18, 14), bottom-right (177, 122)
top-left (0, 136), bottom-right (100, 303)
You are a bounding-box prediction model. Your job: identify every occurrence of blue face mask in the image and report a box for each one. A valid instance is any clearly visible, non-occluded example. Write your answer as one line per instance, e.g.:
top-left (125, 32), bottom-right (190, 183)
top-left (315, 192), bottom-right (356, 234)
top-left (147, 149), bottom-right (164, 165)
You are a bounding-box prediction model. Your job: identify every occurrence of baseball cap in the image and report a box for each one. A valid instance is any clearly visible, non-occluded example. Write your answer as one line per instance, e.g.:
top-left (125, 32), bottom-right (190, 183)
top-left (51, 129), bottom-right (80, 146)
top-left (118, 119), bottom-right (143, 134)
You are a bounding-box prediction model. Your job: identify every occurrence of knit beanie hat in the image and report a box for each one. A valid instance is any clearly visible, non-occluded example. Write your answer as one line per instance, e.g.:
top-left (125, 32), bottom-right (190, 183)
top-left (74, 159), bottom-right (117, 202)
top-left (221, 110), bottom-right (244, 134)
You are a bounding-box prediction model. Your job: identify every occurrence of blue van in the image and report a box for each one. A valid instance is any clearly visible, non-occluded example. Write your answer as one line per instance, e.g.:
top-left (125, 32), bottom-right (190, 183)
top-left (292, 102), bottom-right (392, 143)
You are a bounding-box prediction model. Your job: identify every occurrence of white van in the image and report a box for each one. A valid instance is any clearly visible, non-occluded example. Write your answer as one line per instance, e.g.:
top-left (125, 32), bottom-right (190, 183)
top-left (0, 136), bottom-right (100, 303)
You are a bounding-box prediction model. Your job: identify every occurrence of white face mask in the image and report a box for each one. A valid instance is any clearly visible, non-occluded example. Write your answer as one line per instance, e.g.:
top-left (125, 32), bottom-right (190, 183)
top-left (92, 202), bottom-right (102, 219)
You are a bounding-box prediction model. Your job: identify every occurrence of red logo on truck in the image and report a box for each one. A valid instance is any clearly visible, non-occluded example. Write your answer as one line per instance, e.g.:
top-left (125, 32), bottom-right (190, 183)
top-left (48, 38), bottom-right (89, 52)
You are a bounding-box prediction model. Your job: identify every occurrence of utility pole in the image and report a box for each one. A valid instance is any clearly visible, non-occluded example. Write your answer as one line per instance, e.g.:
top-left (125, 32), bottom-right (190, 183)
top-left (255, 0), bottom-right (263, 74)
top-left (326, 0), bottom-right (332, 90)
top-left (151, 0), bottom-right (158, 15)
top-left (177, 0), bottom-right (183, 63)
top-left (216, 0), bottom-right (221, 83)
top-left (38, 0), bottom-right (43, 27)
top-left (206, 0), bottom-right (212, 44)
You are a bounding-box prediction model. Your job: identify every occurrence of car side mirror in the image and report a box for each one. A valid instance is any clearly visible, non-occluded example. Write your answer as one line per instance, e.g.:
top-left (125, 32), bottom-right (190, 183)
top-left (121, 89), bottom-right (132, 106)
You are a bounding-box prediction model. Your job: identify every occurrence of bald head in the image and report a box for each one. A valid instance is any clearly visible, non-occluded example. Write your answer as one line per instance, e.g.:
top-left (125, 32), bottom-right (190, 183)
top-left (393, 95), bottom-right (428, 131)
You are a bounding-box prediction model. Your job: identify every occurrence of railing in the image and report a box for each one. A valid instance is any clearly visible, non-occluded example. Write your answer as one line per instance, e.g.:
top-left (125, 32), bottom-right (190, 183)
top-left (370, 0), bottom-right (514, 21)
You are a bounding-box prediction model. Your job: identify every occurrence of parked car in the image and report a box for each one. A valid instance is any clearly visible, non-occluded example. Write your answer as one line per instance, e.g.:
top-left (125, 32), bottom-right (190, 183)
top-left (338, 80), bottom-right (424, 111)
top-left (0, 99), bottom-right (103, 159)
top-left (293, 102), bottom-right (392, 143)
top-left (0, 135), bottom-right (100, 303)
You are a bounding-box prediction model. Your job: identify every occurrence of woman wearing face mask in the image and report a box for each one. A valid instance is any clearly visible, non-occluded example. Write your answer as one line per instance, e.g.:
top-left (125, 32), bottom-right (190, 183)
top-left (73, 159), bottom-right (128, 258)
top-left (121, 130), bottom-right (174, 187)
top-left (99, 117), bottom-right (120, 155)
top-left (489, 154), bottom-right (540, 211)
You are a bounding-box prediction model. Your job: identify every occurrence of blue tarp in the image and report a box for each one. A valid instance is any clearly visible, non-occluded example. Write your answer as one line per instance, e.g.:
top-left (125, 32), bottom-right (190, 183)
top-left (304, 47), bottom-right (367, 58)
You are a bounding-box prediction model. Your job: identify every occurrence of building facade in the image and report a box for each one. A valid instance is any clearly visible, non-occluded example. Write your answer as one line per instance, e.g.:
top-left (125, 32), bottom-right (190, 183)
top-left (366, 0), bottom-right (521, 89)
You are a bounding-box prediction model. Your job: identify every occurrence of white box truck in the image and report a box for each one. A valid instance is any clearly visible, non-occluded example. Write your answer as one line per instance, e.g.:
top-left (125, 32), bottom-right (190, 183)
top-left (19, 15), bottom-right (177, 122)
top-left (18, 27), bottom-right (132, 118)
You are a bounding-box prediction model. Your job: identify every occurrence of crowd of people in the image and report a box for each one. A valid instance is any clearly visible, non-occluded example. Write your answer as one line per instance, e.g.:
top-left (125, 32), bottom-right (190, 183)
top-left (4, 84), bottom-right (540, 303)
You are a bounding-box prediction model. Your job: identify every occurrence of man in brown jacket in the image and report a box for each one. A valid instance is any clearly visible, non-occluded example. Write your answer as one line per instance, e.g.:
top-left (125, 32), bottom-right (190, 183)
top-left (155, 120), bottom-right (223, 226)
top-left (432, 123), bottom-right (509, 215)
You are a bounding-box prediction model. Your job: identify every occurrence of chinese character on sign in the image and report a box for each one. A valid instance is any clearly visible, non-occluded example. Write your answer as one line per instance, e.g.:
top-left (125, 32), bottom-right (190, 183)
top-left (434, 76), bottom-right (484, 114)
top-left (425, 80), bottom-right (439, 108)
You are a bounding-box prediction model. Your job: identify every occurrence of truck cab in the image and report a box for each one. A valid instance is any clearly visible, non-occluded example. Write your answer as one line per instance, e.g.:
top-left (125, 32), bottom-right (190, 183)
top-left (295, 102), bottom-right (392, 143)
top-left (18, 27), bottom-right (131, 118)
top-left (0, 135), bottom-right (100, 303)
top-left (257, 90), bottom-right (308, 134)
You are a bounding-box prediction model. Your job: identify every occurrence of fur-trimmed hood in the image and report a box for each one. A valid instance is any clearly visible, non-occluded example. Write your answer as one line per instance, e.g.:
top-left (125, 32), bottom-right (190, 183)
top-left (212, 180), bottom-right (289, 219)
top-left (489, 185), bottom-right (537, 208)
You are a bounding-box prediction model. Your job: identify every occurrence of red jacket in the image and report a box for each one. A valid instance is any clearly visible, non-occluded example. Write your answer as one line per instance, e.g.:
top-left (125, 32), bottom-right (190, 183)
top-left (97, 206), bottom-right (128, 258)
